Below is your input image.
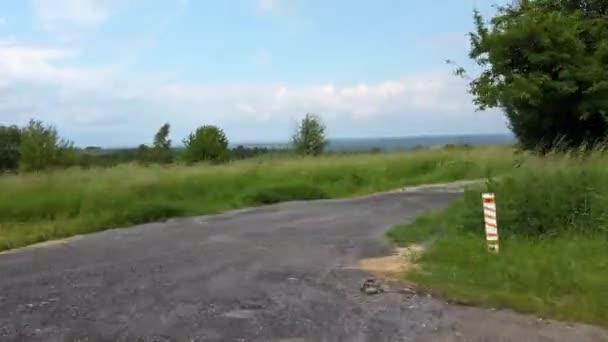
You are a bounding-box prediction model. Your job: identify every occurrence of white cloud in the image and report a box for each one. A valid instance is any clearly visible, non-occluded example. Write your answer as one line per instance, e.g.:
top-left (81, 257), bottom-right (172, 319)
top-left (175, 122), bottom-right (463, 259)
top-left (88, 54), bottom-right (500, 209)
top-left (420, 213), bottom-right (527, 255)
top-left (0, 39), bottom-right (506, 146)
top-left (30, 0), bottom-right (138, 39)
top-left (0, 41), bottom-right (114, 88)
top-left (31, 0), bottom-right (110, 29)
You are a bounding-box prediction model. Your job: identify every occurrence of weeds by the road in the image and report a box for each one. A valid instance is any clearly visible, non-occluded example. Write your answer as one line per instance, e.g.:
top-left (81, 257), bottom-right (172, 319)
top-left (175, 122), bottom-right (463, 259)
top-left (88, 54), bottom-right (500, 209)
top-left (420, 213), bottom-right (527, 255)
top-left (388, 151), bottom-right (608, 326)
top-left (0, 146), bottom-right (514, 251)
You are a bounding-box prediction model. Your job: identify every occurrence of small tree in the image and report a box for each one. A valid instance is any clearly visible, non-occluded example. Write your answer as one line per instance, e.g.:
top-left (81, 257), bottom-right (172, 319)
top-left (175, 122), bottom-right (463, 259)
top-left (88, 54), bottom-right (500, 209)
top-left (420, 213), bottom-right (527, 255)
top-left (292, 113), bottom-right (327, 156)
top-left (151, 123), bottom-right (173, 164)
top-left (19, 120), bottom-right (75, 172)
top-left (183, 125), bottom-right (229, 163)
top-left (0, 125), bottom-right (21, 172)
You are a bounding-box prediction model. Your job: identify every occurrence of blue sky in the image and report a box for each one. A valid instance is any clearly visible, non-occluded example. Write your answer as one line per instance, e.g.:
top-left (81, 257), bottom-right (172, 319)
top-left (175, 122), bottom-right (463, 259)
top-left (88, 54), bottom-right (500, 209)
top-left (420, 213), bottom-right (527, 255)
top-left (0, 0), bottom-right (509, 147)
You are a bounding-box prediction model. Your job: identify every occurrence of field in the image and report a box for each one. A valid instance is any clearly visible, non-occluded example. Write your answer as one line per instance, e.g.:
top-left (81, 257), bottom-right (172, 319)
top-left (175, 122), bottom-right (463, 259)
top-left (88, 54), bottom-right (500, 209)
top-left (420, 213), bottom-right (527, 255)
top-left (0, 146), bottom-right (514, 252)
top-left (388, 150), bottom-right (608, 326)
top-left (4, 145), bottom-right (608, 326)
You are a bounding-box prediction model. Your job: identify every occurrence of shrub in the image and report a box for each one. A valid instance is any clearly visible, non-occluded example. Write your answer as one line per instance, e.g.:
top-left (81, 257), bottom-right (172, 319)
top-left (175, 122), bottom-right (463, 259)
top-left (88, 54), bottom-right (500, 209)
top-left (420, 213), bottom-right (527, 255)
top-left (457, 166), bottom-right (608, 239)
top-left (19, 120), bottom-right (76, 172)
top-left (183, 125), bottom-right (229, 163)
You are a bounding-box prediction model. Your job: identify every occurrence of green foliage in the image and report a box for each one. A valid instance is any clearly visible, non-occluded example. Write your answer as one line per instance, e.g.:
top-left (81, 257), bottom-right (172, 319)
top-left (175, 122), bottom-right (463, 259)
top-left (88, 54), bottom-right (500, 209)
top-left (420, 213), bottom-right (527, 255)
top-left (19, 120), bottom-right (76, 172)
top-left (390, 201), bottom-right (608, 325)
top-left (468, 0), bottom-right (608, 150)
top-left (183, 125), bottom-right (229, 163)
top-left (387, 213), bottom-right (448, 245)
top-left (458, 169), bottom-right (608, 239)
top-left (0, 125), bottom-right (21, 172)
top-left (388, 150), bottom-right (608, 325)
top-left (153, 123), bottom-right (171, 150)
top-left (292, 113), bottom-right (328, 156)
top-left (151, 123), bottom-right (173, 164)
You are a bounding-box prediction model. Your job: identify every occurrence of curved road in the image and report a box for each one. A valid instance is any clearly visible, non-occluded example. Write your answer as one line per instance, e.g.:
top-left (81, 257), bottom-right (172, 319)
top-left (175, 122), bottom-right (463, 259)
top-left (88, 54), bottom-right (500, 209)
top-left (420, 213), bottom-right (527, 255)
top-left (1, 185), bottom-right (606, 341)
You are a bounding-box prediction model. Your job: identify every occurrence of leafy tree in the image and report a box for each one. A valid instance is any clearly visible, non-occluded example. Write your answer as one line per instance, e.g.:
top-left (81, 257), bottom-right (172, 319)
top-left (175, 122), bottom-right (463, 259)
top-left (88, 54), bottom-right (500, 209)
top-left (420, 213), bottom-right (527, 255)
top-left (151, 123), bottom-right (173, 164)
top-left (183, 125), bottom-right (229, 163)
top-left (465, 0), bottom-right (608, 150)
top-left (19, 120), bottom-right (76, 172)
top-left (292, 113), bottom-right (327, 156)
top-left (0, 125), bottom-right (21, 172)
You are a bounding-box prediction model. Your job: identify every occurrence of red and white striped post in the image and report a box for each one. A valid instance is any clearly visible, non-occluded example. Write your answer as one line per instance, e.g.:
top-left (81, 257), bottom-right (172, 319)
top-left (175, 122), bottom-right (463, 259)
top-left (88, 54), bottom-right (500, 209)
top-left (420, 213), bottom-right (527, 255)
top-left (482, 193), bottom-right (499, 253)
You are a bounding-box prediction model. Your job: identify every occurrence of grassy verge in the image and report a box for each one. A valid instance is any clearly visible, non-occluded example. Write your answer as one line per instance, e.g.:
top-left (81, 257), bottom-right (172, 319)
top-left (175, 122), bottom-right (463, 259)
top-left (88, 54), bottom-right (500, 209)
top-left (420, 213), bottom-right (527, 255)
top-left (0, 146), bottom-right (514, 252)
top-left (388, 152), bottom-right (608, 326)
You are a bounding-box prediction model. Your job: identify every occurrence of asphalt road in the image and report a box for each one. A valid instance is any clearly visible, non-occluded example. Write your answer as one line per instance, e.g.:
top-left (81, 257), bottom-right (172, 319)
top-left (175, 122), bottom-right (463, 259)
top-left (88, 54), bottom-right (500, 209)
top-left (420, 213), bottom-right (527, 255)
top-left (1, 185), bottom-right (607, 342)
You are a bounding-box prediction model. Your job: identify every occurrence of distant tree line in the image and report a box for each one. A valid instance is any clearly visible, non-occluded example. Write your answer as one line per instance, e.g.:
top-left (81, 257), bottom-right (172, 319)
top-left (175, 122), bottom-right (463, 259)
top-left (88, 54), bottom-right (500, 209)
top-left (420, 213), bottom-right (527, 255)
top-left (0, 113), bottom-right (328, 173)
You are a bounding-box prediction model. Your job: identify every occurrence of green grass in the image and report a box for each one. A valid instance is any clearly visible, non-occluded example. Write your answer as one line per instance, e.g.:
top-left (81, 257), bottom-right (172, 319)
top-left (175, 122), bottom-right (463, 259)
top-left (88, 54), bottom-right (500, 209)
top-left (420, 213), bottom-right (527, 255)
top-left (0, 146), bottom-right (515, 252)
top-left (388, 151), bottom-right (608, 326)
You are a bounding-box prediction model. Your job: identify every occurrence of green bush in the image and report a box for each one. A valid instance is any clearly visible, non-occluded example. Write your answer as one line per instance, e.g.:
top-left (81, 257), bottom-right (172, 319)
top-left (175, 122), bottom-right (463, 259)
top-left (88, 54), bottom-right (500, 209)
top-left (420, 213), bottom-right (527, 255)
top-left (456, 166), bottom-right (608, 239)
top-left (19, 120), bottom-right (76, 172)
top-left (183, 125), bottom-right (229, 163)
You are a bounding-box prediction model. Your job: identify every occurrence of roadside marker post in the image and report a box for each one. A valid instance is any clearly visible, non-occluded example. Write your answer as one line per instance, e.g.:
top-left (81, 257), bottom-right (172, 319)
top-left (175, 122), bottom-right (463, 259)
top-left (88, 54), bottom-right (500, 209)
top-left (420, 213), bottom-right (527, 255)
top-left (482, 193), bottom-right (499, 253)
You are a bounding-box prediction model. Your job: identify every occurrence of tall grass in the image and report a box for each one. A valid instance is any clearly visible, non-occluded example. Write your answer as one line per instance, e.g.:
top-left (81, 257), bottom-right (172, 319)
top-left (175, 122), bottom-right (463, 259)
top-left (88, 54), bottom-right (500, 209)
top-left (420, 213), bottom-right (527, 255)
top-left (0, 146), bottom-right (515, 251)
top-left (388, 149), bottom-right (608, 325)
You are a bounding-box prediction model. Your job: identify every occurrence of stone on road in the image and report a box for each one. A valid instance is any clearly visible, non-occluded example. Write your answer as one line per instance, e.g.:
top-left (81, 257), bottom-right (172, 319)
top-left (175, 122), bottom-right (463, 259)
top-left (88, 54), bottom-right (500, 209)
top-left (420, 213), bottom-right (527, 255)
top-left (0, 186), bottom-right (606, 341)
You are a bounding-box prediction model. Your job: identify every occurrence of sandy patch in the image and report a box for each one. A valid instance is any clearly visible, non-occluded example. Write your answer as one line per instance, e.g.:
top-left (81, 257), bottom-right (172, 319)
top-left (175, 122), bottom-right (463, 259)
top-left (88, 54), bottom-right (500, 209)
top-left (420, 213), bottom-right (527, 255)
top-left (358, 245), bottom-right (425, 278)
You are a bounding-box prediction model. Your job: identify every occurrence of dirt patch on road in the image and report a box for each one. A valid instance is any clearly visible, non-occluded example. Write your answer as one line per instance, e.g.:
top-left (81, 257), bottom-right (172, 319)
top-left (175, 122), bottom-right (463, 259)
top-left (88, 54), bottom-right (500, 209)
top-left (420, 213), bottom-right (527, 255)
top-left (358, 245), bottom-right (424, 279)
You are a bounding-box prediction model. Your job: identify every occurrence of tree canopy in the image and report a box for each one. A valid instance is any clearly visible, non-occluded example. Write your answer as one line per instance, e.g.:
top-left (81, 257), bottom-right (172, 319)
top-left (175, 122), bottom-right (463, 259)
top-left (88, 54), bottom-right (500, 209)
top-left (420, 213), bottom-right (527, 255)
top-left (468, 0), bottom-right (608, 150)
top-left (292, 113), bottom-right (328, 156)
top-left (151, 123), bottom-right (173, 164)
top-left (19, 120), bottom-right (75, 172)
top-left (183, 125), bottom-right (229, 163)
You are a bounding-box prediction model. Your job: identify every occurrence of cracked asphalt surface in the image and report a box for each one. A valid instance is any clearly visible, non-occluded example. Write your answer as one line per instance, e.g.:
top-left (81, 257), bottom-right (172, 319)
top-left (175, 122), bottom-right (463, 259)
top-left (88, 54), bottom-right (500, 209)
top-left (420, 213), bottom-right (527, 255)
top-left (1, 185), bottom-right (607, 341)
